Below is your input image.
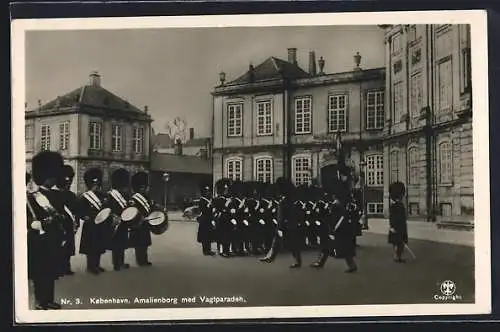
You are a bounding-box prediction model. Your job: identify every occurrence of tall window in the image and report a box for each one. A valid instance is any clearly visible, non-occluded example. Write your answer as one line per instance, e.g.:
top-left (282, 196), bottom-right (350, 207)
top-left (393, 82), bottom-right (404, 122)
top-left (461, 48), bottom-right (471, 92)
top-left (408, 147), bottom-right (419, 185)
top-left (366, 91), bottom-right (384, 129)
top-left (40, 124), bottom-right (51, 150)
top-left (366, 154), bottom-right (384, 187)
top-left (227, 158), bottom-right (243, 181)
top-left (410, 72), bottom-right (423, 117)
top-left (328, 94), bottom-right (347, 132)
top-left (408, 25), bottom-right (417, 42)
top-left (227, 104), bottom-right (243, 137)
top-left (438, 59), bottom-right (453, 112)
top-left (439, 141), bottom-right (453, 184)
top-left (390, 150), bottom-right (400, 182)
top-left (59, 121), bottom-right (70, 150)
top-left (133, 126), bottom-right (144, 154)
top-left (255, 157), bottom-right (273, 183)
top-left (295, 97), bottom-right (312, 134)
top-left (25, 124), bottom-right (34, 152)
top-left (256, 100), bottom-right (272, 135)
top-left (89, 122), bottom-right (102, 150)
top-left (392, 33), bottom-right (401, 53)
top-left (112, 124), bottom-right (122, 152)
top-left (292, 155), bottom-right (312, 186)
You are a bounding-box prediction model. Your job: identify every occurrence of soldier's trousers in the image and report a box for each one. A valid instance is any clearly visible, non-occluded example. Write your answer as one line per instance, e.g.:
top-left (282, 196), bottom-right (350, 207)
top-left (33, 277), bottom-right (55, 305)
top-left (112, 248), bottom-right (125, 268)
top-left (135, 246), bottom-right (149, 265)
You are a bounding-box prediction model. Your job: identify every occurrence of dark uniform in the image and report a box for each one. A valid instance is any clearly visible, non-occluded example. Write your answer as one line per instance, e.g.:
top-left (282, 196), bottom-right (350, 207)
top-left (213, 179), bottom-right (230, 257)
top-left (56, 165), bottom-right (79, 276)
top-left (78, 168), bottom-right (111, 274)
top-left (106, 168), bottom-right (132, 270)
top-left (227, 181), bottom-right (244, 256)
top-left (388, 181), bottom-right (408, 263)
top-left (261, 184), bottom-right (278, 253)
top-left (27, 151), bottom-right (66, 310)
top-left (197, 182), bottom-right (216, 256)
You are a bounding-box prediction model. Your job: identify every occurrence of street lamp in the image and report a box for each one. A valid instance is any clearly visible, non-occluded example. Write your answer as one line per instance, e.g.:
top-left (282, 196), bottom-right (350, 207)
top-left (162, 172), bottom-right (170, 208)
top-left (359, 159), bottom-right (369, 230)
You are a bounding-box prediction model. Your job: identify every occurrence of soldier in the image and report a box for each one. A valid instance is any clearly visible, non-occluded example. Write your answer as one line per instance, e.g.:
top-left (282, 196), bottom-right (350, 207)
top-left (388, 181), bottom-right (408, 263)
top-left (350, 188), bottom-right (364, 247)
top-left (240, 182), bottom-right (256, 254)
top-left (129, 171), bottom-right (158, 266)
top-left (213, 179), bottom-right (230, 257)
top-left (27, 151), bottom-right (66, 309)
top-left (106, 168), bottom-right (132, 271)
top-left (253, 182), bottom-right (269, 254)
top-left (228, 180), bottom-right (245, 256)
top-left (197, 181), bottom-right (216, 256)
top-left (55, 165), bottom-right (79, 276)
top-left (261, 183), bottom-right (278, 253)
top-left (78, 168), bottom-right (111, 275)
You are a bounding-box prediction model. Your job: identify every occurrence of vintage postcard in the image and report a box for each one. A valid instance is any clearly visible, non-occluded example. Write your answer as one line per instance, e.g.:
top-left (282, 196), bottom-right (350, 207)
top-left (12, 10), bottom-right (490, 323)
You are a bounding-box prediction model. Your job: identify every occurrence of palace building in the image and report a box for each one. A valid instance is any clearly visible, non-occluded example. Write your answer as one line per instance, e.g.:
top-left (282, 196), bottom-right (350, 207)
top-left (25, 71), bottom-right (153, 193)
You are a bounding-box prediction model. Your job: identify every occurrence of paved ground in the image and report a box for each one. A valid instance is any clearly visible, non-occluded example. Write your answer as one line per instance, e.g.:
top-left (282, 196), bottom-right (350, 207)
top-left (30, 220), bottom-right (475, 309)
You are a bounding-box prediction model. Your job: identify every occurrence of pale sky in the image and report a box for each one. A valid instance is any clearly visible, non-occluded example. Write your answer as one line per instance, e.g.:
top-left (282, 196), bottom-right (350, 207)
top-left (26, 26), bottom-right (385, 137)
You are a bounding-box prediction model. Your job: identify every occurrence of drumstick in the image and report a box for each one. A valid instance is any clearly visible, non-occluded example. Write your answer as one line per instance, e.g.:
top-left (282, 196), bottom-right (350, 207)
top-left (144, 215), bottom-right (164, 221)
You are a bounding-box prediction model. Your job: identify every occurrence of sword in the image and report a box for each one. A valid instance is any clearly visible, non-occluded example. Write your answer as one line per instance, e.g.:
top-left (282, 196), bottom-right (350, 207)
top-left (404, 243), bottom-right (416, 259)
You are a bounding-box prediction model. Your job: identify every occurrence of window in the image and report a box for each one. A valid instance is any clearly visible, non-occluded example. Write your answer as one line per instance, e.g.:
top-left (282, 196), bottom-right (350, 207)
top-left (59, 121), bottom-right (70, 150)
top-left (408, 147), bottom-right (419, 185)
top-left (40, 124), bottom-right (51, 150)
top-left (255, 157), bottom-right (273, 183)
top-left (226, 158), bottom-right (243, 181)
top-left (410, 72), bottom-right (423, 117)
top-left (439, 141), bottom-right (453, 184)
top-left (366, 91), bottom-right (384, 129)
top-left (133, 126), bottom-right (145, 154)
top-left (438, 59), bottom-right (453, 112)
top-left (227, 104), bottom-right (243, 137)
top-left (408, 25), bottom-right (417, 42)
top-left (366, 154), bottom-right (384, 187)
top-left (292, 155), bottom-right (312, 186)
top-left (409, 203), bottom-right (420, 216)
top-left (390, 150), bottom-right (400, 182)
top-left (393, 82), bottom-right (404, 122)
top-left (256, 100), bottom-right (272, 135)
top-left (111, 124), bottom-right (122, 152)
top-left (461, 48), bottom-right (471, 92)
top-left (89, 121), bottom-right (102, 150)
top-left (440, 203), bottom-right (452, 217)
top-left (392, 33), bottom-right (401, 53)
top-left (367, 202), bottom-right (384, 215)
top-left (25, 124), bottom-right (34, 152)
top-left (328, 95), bottom-right (347, 132)
top-left (295, 97), bottom-right (312, 134)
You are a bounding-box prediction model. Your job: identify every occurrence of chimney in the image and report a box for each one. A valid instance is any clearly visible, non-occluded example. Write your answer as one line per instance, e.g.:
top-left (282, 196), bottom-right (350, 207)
top-left (89, 71), bottom-right (101, 87)
top-left (249, 64), bottom-right (255, 82)
top-left (318, 56), bottom-right (325, 75)
top-left (174, 138), bottom-right (183, 155)
top-left (189, 128), bottom-right (194, 140)
top-left (308, 51), bottom-right (317, 76)
top-left (287, 48), bottom-right (297, 65)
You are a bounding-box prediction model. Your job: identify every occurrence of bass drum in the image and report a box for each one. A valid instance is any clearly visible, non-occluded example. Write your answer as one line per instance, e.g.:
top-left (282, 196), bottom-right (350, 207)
top-left (146, 210), bottom-right (169, 235)
top-left (121, 206), bottom-right (143, 229)
top-left (95, 208), bottom-right (112, 225)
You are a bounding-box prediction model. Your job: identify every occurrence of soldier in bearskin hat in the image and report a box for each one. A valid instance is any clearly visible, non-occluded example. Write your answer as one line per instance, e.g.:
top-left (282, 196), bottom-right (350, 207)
top-left (27, 151), bottom-right (66, 309)
top-left (213, 178), bottom-right (231, 256)
top-left (106, 168), bottom-right (132, 270)
top-left (388, 181), bottom-right (408, 263)
top-left (227, 180), bottom-right (245, 256)
top-left (197, 180), bottom-right (216, 256)
top-left (78, 168), bottom-right (111, 275)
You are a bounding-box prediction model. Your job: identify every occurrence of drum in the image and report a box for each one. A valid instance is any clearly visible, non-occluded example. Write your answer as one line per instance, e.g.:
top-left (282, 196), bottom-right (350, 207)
top-left (146, 211), bottom-right (169, 235)
top-left (95, 208), bottom-right (112, 225)
top-left (121, 206), bottom-right (143, 229)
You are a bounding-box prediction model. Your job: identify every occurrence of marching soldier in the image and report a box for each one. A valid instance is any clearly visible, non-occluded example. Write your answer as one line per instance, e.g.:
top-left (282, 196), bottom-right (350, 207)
top-left (351, 188), bottom-right (364, 247)
top-left (56, 165), bottom-right (79, 276)
top-left (27, 151), bottom-right (66, 309)
top-left (129, 171), bottom-right (158, 266)
top-left (240, 182), bottom-right (256, 254)
top-left (261, 183), bottom-right (278, 253)
top-left (228, 180), bottom-right (245, 256)
top-left (253, 182), bottom-right (269, 254)
top-left (197, 181), bottom-right (216, 256)
top-left (106, 168), bottom-right (132, 271)
top-left (213, 179), bottom-right (230, 257)
top-left (388, 181), bottom-right (408, 263)
top-left (78, 168), bottom-right (111, 275)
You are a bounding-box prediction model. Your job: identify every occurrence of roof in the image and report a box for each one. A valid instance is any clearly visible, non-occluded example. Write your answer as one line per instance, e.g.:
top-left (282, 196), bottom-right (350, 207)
top-left (227, 56), bottom-right (311, 85)
top-left (150, 153), bottom-right (212, 174)
top-left (153, 133), bottom-right (174, 149)
top-left (184, 137), bottom-right (209, 147)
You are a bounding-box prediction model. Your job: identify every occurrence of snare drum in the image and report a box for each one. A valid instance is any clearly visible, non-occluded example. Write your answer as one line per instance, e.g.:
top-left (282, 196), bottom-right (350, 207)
top-left (120, 206), bottom-right (142, 229)
top-left (95, 208), bottom-right (112, 225)
top-left (146, 210), bottom-right (168, 235)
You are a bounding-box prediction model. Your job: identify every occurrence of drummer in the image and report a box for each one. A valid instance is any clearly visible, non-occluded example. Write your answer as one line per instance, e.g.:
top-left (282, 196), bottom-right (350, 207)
top-left (78, 168), bottom-right (111, 275)
top-left (106, 168), bottom-right (131, 271)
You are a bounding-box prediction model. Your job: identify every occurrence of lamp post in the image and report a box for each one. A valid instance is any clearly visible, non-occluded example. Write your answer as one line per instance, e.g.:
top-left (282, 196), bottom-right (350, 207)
top-left (162, 172), bottom-right (170, 208)
top-left (359, 159), bottom-right (369, 230)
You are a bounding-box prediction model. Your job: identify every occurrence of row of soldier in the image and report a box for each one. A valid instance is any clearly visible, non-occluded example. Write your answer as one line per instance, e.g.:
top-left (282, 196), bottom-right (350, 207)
top-left (26, 150), bottom-right (167, 310)
top-left (195, 168), bottom-right (364, 271)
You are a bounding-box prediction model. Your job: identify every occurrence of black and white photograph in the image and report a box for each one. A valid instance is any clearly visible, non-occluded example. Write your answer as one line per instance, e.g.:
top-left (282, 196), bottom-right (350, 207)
top-left (12, 10), bottom-right (491, 323)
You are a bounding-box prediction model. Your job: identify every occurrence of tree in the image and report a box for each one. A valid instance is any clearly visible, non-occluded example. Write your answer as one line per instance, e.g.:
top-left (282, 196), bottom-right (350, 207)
top-left (164, 116), bottom-right (188, 143)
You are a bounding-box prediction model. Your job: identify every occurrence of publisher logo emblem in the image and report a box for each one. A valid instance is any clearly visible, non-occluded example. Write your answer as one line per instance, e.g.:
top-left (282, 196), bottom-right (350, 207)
top-left (434, 280), bottom-right (462, 301)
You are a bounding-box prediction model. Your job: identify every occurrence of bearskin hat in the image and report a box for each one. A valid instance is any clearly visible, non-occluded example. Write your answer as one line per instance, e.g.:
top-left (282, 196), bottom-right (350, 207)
top-left (230, 180), bottom-right (243, 196)
top-left (84, 168), bottom-right (103, 189)
top-left (214, 179), bottom-right (228, 195)
top-left (131, 171), bottom-right (149, 191)
top-left (31, 151), bottom-right (64, 185)
top-left (111, 168), bottom-right (130, 189)
top-left (389, 181), bottom-right (406, 201)
top-left (62, 165), bottom-right (75, 181)
top-left (199, 180), bottom-right (212, 194)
